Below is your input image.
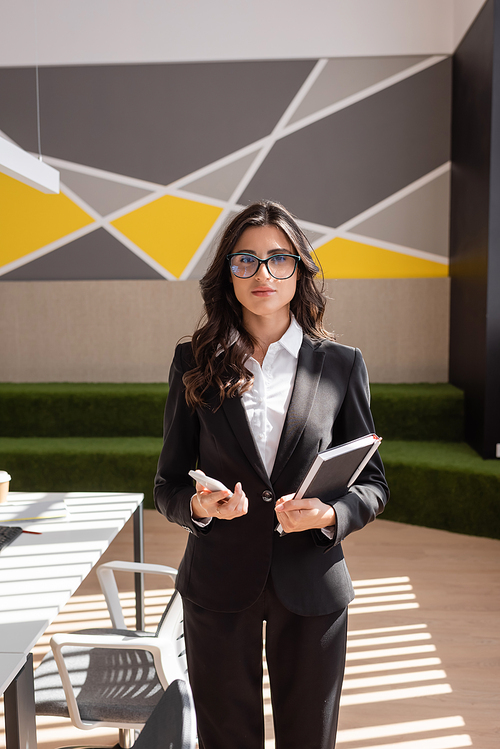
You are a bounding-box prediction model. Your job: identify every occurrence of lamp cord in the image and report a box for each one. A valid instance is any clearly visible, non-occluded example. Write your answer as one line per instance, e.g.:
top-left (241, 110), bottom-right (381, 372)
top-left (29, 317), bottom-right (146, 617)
top-left (34, 0), bottom-right (42, 161)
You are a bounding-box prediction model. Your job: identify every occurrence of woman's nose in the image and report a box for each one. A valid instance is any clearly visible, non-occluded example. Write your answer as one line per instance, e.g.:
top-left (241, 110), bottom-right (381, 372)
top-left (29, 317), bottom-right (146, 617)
top-left (255, 260), bottom-right (271, 280)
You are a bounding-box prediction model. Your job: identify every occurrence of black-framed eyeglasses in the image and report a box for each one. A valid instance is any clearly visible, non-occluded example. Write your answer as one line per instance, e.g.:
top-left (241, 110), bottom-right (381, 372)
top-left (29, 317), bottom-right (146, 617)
top-left (227, 253), bottom-right (301, 280)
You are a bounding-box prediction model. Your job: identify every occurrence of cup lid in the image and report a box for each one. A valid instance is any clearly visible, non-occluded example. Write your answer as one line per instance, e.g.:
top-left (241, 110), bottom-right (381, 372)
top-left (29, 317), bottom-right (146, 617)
top-left (0, 471), bottom-right (11, 482)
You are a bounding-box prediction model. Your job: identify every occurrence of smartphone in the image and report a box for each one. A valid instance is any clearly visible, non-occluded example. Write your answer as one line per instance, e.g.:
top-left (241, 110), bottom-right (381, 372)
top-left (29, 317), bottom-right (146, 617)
top-left (188, 470), bottom-right (233, 497)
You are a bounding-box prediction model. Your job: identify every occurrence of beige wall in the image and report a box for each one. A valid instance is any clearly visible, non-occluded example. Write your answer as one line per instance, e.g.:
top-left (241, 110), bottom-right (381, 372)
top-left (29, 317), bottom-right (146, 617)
top-left (0, 278), bottom-right (449, 383)
top-left (324, 278), bottom-right (450, 382)
top-left (0, 1), bottom-right (487, 66)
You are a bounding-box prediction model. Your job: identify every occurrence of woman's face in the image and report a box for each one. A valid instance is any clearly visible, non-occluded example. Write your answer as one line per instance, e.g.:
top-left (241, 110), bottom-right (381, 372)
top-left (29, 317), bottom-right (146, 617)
top-left (229, 225), bottom-right (298, 326)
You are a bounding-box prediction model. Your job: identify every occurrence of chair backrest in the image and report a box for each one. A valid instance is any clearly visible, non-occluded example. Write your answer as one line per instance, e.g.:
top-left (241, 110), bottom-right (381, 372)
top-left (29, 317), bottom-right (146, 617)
top-left (155, 590), bottom-right (189, 682)
top-left (133, 679), bottom-right (197, 749)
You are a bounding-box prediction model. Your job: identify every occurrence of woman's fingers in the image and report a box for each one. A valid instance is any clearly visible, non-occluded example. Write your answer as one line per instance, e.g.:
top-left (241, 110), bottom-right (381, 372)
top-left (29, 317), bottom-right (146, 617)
top-left (234, 483), bottom-right (249, 515)
top-left (218, 482), bottom-right (248, 519)
top-left (195, 481), bottom-right (248, 520)
top-left (275, 492), bottom-right (295, 510)
top-left (194, 469), bottom-right (231, 500)
top-left (192, 486), bottom-right (229, 519)
top-left (197, 485), bottom-right (230, 503)
top-left (276, 496), bottom-right (310, 512)
top-left (275, 496), bottom-right (336, 532)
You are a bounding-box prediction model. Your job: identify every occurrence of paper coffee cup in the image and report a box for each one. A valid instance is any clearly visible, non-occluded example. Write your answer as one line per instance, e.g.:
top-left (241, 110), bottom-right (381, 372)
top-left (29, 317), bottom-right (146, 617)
top-left (0, 471), bottom-right (11, 503)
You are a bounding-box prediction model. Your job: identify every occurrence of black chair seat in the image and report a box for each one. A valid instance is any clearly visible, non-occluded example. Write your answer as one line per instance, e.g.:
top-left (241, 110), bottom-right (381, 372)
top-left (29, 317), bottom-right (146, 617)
top-left (35, 628), bottom-right (164, 724)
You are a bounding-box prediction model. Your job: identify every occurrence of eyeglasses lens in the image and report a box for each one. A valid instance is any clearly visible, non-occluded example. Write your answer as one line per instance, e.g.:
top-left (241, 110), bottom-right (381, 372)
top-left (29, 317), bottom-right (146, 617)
top-left (230, 254), bottom-right (297, 279)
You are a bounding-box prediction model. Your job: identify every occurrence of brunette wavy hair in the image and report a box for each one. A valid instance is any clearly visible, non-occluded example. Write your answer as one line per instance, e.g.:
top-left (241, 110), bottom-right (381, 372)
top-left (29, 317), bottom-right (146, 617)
top-left (183, 200), bottom-right (333, 409)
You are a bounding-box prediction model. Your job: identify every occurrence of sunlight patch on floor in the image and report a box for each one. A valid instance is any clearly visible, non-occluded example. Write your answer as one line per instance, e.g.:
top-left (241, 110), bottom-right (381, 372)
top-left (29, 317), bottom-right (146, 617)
top-left (0, 576), bottom-right (474, 749)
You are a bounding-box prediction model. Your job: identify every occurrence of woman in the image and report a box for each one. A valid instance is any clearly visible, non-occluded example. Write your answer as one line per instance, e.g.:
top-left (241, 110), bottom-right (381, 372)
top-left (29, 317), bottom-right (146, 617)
top-left (154, 201), bottom-right (388, 749)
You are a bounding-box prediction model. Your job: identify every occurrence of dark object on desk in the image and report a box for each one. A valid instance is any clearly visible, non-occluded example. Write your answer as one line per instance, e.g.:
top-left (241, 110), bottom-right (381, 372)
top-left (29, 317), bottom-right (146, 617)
top-left (0, 525), bottom-right (23, 550)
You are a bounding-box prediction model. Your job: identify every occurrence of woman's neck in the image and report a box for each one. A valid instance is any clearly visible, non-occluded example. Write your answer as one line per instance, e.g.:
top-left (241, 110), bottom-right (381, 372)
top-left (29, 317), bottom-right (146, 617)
top-left (242, 308), bottom-right (291, 365)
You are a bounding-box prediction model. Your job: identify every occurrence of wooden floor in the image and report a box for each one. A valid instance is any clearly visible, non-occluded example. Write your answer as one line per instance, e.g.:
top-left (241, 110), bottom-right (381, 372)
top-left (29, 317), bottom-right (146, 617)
top-left (1, 512), bottom-right (499, 748)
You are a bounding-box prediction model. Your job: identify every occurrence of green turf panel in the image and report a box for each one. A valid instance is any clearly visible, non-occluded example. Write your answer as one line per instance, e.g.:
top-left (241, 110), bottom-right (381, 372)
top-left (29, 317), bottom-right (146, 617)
top-left (380, 441), bottom-right (500, 539)
top-left (2, 437), bottom-right (499, 538)
top-left (0, 382), bottom-right (464, 440)
top-left (0, 384), bottom-right (169, 438)
top-left (370, 384), bottom-right (464, 441)
top-left (0, 437), bottom-right (164, 510)
top-left (381, 440), bottom-right (500, 474)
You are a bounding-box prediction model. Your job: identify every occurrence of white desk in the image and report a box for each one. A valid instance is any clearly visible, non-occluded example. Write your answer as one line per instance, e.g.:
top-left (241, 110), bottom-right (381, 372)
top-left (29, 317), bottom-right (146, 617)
top-left (0, 653), bottom-right (26, 696)
top-left (0, 491), bottom-right (144, 749)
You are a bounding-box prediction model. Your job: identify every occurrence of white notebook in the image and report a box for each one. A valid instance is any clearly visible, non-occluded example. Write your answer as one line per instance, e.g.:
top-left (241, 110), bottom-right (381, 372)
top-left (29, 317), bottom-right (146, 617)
top-left (0, 496), bottom-right (68, 523)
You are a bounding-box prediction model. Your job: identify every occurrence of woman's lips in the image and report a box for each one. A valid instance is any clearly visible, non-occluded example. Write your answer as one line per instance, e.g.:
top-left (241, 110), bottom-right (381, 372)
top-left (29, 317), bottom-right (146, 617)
top-left (251, 287), bottom-right (275, 297)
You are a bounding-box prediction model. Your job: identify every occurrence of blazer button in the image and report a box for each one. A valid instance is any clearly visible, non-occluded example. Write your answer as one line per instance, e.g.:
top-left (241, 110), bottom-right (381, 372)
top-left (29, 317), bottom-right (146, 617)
top-left (261, 490), bottom-right (274, 502)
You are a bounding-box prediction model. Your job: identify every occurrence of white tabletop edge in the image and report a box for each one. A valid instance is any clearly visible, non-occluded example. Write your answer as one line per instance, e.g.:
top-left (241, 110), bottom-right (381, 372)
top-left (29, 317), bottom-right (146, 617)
top-left (0, 492), bottom-right (144, 656)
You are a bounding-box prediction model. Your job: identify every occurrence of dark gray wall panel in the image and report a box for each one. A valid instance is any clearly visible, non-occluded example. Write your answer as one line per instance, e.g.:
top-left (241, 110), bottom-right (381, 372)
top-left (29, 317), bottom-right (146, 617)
top-left (289, 56), bottom-right (430, 125)
top-left (241, 59), bottom-right (452, 227)
top-left (0, 60), bottom-right (315, 185)
top-left (58, 169), bottom-right (152, 216)
top-left (351, 171), bottom-right (451, 256)
top-left (1, 229), bottom-right (164, 280)
top-left (450, 0), bottom-right (500, 458)
top-left (487, 2), bottom-right (500, 460)
top-left (449, 0), bottom-right (491, 447)
top-left (182, 152), bottom-right (258, 201)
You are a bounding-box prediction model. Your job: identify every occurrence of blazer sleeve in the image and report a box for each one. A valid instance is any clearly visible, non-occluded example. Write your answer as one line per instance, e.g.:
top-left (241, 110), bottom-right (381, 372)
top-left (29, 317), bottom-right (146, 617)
top-left (316, 347), bottom-right (389, 548)
top-left (154, 343), bottom-right (205, 536)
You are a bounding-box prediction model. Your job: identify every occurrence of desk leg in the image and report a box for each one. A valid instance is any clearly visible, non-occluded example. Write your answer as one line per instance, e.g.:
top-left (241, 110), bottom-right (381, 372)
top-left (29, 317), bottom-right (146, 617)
top-left (133, 501), bottom-right (145, 630)
top-left (4, 653), bottom-right (37, 749)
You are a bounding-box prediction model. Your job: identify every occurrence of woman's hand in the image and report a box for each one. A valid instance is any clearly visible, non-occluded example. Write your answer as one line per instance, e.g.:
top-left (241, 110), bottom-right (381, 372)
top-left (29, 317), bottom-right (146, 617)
top-left (192, 477), bottom-right (248, 521)
top-left (275, 494), bottom-right (336, 533)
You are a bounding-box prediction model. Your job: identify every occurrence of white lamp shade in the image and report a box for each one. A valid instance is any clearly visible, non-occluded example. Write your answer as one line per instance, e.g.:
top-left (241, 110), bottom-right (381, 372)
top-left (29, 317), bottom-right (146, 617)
top-left (0, 136), bottom-right (59, 194)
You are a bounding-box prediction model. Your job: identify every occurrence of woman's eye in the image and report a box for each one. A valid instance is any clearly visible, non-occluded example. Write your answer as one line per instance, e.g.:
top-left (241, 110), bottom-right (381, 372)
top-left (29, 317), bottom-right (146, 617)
top-left (273, 255), bottom-right (288, 264)
top-left (239, 255), bottom-right (256, 264)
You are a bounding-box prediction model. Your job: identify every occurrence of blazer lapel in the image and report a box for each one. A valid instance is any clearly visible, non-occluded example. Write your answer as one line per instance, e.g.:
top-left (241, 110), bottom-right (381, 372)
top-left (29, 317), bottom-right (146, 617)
top-left (270, 336), bottom-right (325, 484)
top-left (221, 394), bottom-right (270, 485)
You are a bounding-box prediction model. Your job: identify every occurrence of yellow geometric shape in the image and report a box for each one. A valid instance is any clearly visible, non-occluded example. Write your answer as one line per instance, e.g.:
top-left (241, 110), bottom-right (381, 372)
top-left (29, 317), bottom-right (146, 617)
top-left (111, 195), bottom-right (223, 278)
top-left (0, 172), bottom-right (95, 269)
top-left (314, 236), bottom-right (448, 279)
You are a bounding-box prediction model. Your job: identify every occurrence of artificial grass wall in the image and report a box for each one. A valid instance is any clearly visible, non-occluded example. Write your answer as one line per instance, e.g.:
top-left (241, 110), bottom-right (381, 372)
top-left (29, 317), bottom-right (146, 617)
top-left (1, 383), bottom-right (499, 539)
top-left (0, 384), bottom-right (169, 437)
top-left (3, 437), bottom-right (498, 537)
top-left (370, 384), bottom-right (464, 441)
top-left (0, 383), bottom-right (463, 441)
top-left (380, 441), bottom-right (500, 539)
top-left (0, 437), bottom-right (162, 508)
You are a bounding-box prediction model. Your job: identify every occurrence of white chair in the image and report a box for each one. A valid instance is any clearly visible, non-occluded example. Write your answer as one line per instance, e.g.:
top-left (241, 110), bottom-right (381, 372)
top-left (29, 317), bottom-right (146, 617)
top-left (34, 561), bottom-right (188, 748)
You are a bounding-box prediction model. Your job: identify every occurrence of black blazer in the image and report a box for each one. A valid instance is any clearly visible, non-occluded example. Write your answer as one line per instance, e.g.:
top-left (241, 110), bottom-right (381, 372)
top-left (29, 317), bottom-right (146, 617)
top-left (154, 336), bottom-right (389, 616)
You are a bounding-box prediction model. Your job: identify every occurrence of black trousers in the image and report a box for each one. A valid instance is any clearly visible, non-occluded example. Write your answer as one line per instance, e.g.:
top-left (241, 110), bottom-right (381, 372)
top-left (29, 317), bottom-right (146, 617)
top-left (182, 575), bottom-right (348, 749)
